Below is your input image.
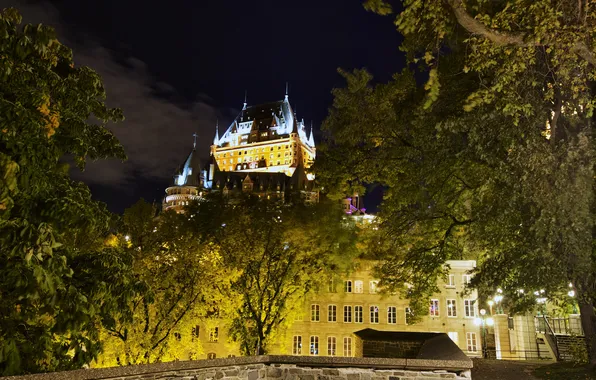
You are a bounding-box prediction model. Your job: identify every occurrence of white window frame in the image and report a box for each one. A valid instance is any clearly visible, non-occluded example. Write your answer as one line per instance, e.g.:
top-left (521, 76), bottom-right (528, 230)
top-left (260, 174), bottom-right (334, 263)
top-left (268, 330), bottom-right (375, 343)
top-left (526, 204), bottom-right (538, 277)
top-left (328, 304), bottom-right (337, 322)
top-left (447, 299), bottom-right (457, 317)
top-left (343, 305), bottom-right (352, 323)
top-left (343, 337), bottom-right (352, 357)
top-left (369, 305), bottom-right (379, 324)
top-left (310, 336), bottom-right (319, 355)
top-left (467, 332), bottom-right (478, 353)
top-left (344, 280), bottom-right (352, 293)
top-left (369, 280), bottom-right (379, 294)
top-left (405, 307), bottom-right (414, 325)
top-left (462, 274), bottom-right (472, 285)
top-left (311, 304), bottom-right (320, 322)
top-left (354, 305), bottom-right (363, 323)
top-left (327, 336), bottom-right (337, 356)
top-left (430, 299), bottom-right (440, 317)
top-left (387, 306), bottom-right (397, 324)
top-left (464, 299), bottom-right (476, 318)
top-left (293, 335), bottom-right (302, 355)
top-left (354, 280), bottom-right (364, 293)
top-left (446, 274), bottom-right (455, 288)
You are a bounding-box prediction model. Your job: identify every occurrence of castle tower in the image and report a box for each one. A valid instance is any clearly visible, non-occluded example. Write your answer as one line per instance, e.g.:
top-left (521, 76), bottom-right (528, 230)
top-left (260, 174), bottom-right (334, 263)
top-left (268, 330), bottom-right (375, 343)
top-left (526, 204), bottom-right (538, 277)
top-left (163, 133), bottom-right (204, 213)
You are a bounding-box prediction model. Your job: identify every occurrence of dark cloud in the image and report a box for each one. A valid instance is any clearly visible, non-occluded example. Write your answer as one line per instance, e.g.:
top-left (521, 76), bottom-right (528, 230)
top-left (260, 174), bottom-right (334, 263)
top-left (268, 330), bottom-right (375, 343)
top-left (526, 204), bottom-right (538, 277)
top-left (1, 0), bottom-right (222, 189)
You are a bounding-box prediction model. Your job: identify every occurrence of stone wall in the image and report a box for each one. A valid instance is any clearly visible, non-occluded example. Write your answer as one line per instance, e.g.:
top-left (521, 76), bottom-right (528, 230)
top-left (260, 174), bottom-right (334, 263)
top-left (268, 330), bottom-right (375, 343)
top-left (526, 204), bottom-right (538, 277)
top-left (2, 356), bottom-right (472, 380)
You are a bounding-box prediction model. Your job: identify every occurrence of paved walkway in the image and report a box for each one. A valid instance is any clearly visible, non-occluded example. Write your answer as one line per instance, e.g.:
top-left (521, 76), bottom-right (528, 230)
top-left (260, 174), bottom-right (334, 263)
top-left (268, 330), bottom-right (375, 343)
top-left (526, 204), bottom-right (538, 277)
top-left (471, 359), bottom-right (544, 380)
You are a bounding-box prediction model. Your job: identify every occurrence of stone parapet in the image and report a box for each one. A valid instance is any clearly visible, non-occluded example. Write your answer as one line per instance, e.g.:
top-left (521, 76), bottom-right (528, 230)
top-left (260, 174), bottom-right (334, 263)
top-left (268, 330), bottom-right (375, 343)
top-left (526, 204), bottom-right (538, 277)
top-left (2, 355), bottom-right (472, 380)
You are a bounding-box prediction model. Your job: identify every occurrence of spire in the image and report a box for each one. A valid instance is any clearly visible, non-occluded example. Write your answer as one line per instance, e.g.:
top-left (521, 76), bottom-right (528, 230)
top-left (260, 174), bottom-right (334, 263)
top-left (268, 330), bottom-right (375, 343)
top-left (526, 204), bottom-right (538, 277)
top-left (284, 82), bottom-right (289, 102)
top-left (243, 90), bottom-right (248, 110)
top-left (193, 132), bottom-right (198, 150)
top-left (213, 120), bottom-right (219, 146)
top-left (308, 121), bottom-right (315, 147)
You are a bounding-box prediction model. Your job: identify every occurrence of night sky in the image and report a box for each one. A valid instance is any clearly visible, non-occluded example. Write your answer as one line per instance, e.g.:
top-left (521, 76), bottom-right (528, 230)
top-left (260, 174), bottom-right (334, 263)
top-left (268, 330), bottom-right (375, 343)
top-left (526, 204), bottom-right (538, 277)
top-left (3, 0), bottom-right (405, 213)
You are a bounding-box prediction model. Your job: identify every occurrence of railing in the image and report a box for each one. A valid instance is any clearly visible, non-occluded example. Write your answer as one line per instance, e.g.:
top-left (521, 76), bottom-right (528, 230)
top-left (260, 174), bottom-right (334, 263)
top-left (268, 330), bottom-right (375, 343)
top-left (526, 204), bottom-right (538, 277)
top-left (548, 317), bottom-right (584, 336)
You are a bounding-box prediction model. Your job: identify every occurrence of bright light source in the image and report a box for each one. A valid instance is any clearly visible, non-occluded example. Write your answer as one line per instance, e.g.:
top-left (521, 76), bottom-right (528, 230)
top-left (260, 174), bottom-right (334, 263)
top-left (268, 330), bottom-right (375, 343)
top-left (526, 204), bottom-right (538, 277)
top-left (494, 295), bottom-right (503, 303)
top-left (487, 300), bottom-right (494, 306)
top-left (518, 289), bottom-right (524, 294)
top-left (480, 309), bottom-right (486, 316)
top-left (540, 289), bottom-right (545, 294)
top-left (568, 290), bottom-right (575, 297)
top-left (497, 288), bottom-right (503, 294)
top-left (569, 283), bottom-right (573, 288)
top-left (474, 317), bottom-right (482, 326)
top-left (536, 297), bottom-right (547, 304)
top-left (125, 235), bottom-right (130, 241)
top-left (534, 291), bottom-right (540, 296)
top-left (486, 318), bottom-right (494, 326)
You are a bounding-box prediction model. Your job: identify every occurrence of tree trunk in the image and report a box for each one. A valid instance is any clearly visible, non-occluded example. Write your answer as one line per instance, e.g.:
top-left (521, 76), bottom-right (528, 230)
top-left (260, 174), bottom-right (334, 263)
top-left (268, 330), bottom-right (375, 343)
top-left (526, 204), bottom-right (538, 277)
top-left (578, 299), bottom-right (596, 366)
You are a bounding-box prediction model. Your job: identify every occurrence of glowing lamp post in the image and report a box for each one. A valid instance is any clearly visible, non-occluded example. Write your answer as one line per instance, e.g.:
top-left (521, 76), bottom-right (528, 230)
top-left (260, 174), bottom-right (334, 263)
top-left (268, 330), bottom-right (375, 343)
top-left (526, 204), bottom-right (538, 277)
top-left (474, 308), bottom-right (494, 358)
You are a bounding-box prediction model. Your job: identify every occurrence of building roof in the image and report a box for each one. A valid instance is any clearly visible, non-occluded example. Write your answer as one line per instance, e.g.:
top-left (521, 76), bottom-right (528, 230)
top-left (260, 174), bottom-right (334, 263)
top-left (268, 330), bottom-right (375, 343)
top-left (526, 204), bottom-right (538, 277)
top-left (172, 146), bottom-right (202, 187)
top-left (216, 98), bottom-right (314, 148)
top-left (354, 329), bottom-right (470, 362)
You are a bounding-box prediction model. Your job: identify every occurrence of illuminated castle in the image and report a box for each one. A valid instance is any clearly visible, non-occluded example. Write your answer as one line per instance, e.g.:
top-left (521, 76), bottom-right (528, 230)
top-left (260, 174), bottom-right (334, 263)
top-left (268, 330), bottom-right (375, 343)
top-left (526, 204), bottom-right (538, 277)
top-left (163, 91), bottom-right (318, 211)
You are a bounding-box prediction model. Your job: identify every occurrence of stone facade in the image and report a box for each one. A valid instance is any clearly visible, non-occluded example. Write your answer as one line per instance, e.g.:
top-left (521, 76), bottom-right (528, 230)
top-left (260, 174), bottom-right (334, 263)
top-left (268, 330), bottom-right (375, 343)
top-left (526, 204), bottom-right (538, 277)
top-left (3, 356), bottom-right (472, 380)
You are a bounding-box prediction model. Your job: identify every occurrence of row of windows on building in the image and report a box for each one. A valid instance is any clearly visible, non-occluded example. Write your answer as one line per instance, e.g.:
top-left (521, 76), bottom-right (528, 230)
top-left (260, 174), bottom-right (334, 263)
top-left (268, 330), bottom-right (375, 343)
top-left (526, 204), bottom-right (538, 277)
top-left (292, 333), bottom-right (479, 356)
top-left (307, 300), bottom-right (477, 324)
top-left (218, 144), bottom-right (297, 158)
top-left (336, 275), bottom-right (472, 295)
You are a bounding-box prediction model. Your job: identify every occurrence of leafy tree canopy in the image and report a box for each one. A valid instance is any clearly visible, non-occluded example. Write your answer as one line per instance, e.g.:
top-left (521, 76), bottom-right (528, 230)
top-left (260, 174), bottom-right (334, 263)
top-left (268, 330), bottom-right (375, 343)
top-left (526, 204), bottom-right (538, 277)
top-left (0, 9), bottom-right (137, 375)
top-left (187, 194), bottom-right (357, 355)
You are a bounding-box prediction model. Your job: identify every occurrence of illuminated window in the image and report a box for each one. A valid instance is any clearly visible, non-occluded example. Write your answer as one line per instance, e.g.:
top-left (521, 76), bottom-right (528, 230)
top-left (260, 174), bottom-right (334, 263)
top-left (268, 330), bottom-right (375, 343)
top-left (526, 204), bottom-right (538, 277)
top-left (447, 299), bottom-right (457, 317)
top-left (387, 306), bottom-right (397, 324)
top-left (354, 306), bottom-right (363, 323)
top-left (311, 304), bottom-right (320, 322)
top-left (464, 299), bottom-right (476, 317)
top-left (310, 336), bottom-right (319, 355)
top-left (430, 299), bottom-right (439, 317)
top-left (328, 305), bottom-right (337, 322)
top-left (343, 337), bottom-right (352, 357)
top-left (369, 281), bottom-right (378, 294)
top-left (369, 305), bottom-right (379, 323)
top-left (447, 274), bottom-right (455, 287)
top-left (293, 336), bottom-right (302, 355)
top-left (344, 280), bottom-right (352, 293)
top-left (327, 336), bottom-right (336, 356)
top-left (466, 332), bottom-right (478, 353)
top-left (354, 280), bottom-right (363, 293)
top-left (343, 306), bottom-right (352, 323)
top-left (327, 279), bottom-right (337, 293)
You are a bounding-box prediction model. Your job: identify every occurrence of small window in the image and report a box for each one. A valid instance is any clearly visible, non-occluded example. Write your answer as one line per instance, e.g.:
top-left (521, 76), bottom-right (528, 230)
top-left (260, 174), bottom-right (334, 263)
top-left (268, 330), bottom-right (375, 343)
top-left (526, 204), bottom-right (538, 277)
top-left (327, 279), bottom-right (337, 293)
top-left (369, 281), bottom-right (379, 294)
top-left (192, 325), bottom-right (200, 339)
top-left (311, 304), bottom-right (320, 322)
top-left (462, 274), bottom-right (472, 285)
top-left (327, 336), bottom-right (337, 356)
top-left (344, 280), bottom-right (352, 293)
top-left (343, 306), bottom-right (352, 323)
top-left (387, 306), bottom-right (397, 324)
top-left (369, 305), bottom-right (379, 324)
top-left (466, 332), bottom-right (478, 353)
top-left (328, 305), bottom-right (337, 322)
top-left (354, 306), bottom-right (363, 323)
top-left (354, 280), bottom-right (363, 293)
top-left (310, 336), bottom-right (319, 355)
top-left (430, 299), bottom-right (439, 317)
top-left (464, 299), bottom-right (476, 317)
top-left (447, 274), bottom-right (455, 287)
top-left (447, 299), bottom-right (457, 317)
top-left (207, 352), bottom-right (217, 359)
top-left (343, 337), bottom-right (352, 357)
top-left (405, 307), bottom-right (415, 325)
top-left (208, 327), bottom-right (219, 342)
top-left (293, 335), bottom-right (302, 355)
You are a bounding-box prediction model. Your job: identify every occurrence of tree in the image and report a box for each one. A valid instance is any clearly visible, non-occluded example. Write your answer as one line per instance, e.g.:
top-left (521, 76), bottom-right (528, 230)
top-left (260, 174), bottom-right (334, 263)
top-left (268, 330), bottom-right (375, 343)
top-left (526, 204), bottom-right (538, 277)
top-left (189, 194), bottom-right (356, 355)
top-left (320, 0), bottom-right (596, 362)
top-left (0, 9), bottom-right (142, 375)
top-left (97, 200), bottom-right (236, 365)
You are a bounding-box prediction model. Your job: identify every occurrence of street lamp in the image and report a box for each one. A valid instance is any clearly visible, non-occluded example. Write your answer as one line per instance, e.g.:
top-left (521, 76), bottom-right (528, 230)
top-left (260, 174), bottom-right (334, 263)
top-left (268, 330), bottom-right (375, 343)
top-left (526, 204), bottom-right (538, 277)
top-left (487, 300), bottom-right (494, 315)
top-left (475, 309), bottom-right (494, 358)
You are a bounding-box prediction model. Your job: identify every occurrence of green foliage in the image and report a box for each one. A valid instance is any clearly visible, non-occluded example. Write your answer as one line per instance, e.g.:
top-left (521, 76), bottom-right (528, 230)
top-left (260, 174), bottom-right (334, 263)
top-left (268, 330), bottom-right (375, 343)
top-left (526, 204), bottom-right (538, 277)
top-left (188, 194), bottom-right (357, 355)
top-left (0, 9), bottom-right (135, 375)
top-left (97, 200), bottom-right (236, 365)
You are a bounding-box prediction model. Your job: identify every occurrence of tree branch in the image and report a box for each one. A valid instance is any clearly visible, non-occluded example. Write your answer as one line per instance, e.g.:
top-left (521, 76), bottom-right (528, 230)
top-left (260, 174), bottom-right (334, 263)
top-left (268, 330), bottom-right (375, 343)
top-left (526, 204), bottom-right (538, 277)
top-left (445, 0), bottom-right (596, 66)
